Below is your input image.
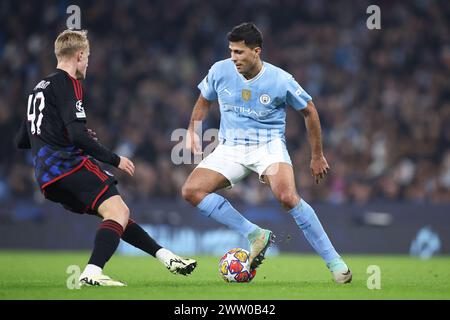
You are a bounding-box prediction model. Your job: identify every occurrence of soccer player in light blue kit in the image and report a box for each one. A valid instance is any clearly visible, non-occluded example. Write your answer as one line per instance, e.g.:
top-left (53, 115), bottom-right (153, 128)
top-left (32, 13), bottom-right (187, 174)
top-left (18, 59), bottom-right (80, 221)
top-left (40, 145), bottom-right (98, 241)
top-left (182, 22), bottom-right (352, 283)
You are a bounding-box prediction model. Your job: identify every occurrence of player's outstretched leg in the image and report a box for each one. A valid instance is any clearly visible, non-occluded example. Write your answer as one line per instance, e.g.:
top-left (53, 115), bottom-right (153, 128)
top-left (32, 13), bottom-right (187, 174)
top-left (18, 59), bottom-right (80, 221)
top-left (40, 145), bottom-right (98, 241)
top-left (266, 163), bottom-right (351, 284)
top-left (288, 199), bottom-right (352, 284)
top-left (122, 218), bottom-right (197, 276)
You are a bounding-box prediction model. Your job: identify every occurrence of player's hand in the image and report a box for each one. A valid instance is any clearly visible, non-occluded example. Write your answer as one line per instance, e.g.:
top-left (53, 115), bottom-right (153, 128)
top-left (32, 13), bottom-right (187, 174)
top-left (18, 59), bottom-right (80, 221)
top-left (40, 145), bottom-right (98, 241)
top-left (118, 156), bottom-right (135, 177)
top-left (86, 128), bottom-right (98, 141)
top-left (186, 130), bottom-right (203, 155)
top-left (310, 155), bottom-right (330, 184)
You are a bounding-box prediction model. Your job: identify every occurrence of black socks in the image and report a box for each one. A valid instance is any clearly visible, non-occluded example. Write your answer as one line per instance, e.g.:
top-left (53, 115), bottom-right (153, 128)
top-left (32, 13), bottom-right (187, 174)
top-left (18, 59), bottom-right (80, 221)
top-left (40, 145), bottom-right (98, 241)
top-left (88, 219), bottom-right (123, 269)
top-left (122, 219), bottom-right (162, 257)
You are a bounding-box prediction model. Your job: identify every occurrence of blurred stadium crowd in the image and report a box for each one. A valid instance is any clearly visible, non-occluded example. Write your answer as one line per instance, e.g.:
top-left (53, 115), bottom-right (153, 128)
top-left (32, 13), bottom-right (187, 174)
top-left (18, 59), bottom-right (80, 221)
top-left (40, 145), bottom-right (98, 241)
top-left (1, 0), bottom-right (449, 205)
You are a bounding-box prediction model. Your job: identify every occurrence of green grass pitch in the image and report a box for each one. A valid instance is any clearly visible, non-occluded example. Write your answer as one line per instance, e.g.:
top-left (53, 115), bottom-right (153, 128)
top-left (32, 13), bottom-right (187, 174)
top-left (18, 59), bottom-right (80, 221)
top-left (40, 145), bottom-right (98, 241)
top-left (0, 251), bottom-right (449, 299)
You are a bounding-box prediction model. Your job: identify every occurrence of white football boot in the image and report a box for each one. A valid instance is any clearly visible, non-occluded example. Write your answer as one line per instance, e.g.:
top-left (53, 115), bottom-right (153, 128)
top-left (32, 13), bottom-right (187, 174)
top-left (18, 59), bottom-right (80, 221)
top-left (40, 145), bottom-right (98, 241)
top-left (163, 254), bottom-right (197, 276)
top-left (79, 274), bottom-right (127, 287)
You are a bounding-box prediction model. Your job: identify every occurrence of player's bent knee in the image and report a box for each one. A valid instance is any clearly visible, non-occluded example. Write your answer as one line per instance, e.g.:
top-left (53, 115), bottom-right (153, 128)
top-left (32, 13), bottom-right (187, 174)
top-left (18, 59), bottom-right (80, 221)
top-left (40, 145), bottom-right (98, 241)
top-left (102, 207), bottom-right (129, 227)
top-left (98, 196), bottom-right (130, 227)
top-left (121, 205), bottom-right (130, 222)
top-left (181, 183), bottom-right (202, 205)
top-left (278, 192), bottom-right (300, 210)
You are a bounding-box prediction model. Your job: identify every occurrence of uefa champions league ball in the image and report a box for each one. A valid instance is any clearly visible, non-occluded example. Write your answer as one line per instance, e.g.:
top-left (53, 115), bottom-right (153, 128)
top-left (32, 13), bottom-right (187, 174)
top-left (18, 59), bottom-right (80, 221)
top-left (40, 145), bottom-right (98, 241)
top-left (219, 248), bottom-right (256, 283)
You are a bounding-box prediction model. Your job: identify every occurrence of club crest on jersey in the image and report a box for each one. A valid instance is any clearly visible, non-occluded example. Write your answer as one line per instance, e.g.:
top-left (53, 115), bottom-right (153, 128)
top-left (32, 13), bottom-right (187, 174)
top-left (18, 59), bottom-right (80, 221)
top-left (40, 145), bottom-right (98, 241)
top-left (259, 94), bottom-right (271, 105)
top-left (75, 100), bottom-right (86, 118)
top-left (242, 89), bottom-right (251, 101)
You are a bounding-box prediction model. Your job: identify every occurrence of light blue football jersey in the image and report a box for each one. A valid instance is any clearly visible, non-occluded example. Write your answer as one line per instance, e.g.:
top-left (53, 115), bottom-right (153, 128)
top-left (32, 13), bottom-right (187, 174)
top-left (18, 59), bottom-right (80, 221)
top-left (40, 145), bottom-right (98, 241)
top-left (198, 58), bottom-right (312, 145)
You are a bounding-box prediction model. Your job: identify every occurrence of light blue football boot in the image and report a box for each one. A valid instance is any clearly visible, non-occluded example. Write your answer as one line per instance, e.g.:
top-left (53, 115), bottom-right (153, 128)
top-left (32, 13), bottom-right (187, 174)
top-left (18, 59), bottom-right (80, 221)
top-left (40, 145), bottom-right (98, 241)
top-left (327, 258), bottom-right (352, 284)
top-left (248, 228), bottom-right (275, 270)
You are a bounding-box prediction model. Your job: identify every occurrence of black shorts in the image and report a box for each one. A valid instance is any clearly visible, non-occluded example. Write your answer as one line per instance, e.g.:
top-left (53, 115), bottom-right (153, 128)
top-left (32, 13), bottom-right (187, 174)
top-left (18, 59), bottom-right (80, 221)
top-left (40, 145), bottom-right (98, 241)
top-left (43, 158), bottom-right (119, 215)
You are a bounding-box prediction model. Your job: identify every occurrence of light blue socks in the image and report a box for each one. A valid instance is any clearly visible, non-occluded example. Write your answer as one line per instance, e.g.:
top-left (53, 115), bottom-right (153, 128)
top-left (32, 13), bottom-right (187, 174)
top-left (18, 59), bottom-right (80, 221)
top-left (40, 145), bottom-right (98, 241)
top-left (197, 194), bottom-right (341, 265)
top-left (197, 193), bottom-right (258, 238)
top-left (288, 199), bottom-right (340, 264)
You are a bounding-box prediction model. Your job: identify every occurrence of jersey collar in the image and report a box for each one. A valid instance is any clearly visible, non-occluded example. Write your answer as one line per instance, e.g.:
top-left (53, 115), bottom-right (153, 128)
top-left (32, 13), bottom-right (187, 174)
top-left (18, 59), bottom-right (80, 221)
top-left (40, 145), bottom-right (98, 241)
top-left (237, 62), bottom-right (266, 84)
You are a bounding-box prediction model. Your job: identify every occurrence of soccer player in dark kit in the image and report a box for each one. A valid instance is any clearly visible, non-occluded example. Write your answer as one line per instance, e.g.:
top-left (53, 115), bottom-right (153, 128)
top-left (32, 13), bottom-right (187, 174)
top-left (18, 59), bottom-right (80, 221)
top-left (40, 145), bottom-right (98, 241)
top-left (15, 29), bottom-right (196, 286)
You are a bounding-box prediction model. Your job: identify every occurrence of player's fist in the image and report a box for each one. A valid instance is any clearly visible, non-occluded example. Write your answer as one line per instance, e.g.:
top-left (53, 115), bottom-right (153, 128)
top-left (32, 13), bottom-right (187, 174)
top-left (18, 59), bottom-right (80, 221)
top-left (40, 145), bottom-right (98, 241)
top-left (310, 155), bottom-right (330, 184)
top-left (186, 130), bottom-right (203, 155)
top-left (118, 156), bottom-right (135, 177)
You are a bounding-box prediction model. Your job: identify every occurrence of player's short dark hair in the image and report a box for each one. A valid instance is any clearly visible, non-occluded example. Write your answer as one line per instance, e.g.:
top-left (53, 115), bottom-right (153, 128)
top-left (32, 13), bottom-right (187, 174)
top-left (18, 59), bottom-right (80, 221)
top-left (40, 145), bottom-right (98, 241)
top-left (227, 22), bottom-right (263, 49)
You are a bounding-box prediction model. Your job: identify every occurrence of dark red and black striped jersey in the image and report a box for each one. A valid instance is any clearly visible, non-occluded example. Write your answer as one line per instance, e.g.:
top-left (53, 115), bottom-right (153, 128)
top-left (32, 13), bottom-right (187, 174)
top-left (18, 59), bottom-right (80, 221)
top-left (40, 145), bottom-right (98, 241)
top-left (22, 69), bottom-right (88, 189)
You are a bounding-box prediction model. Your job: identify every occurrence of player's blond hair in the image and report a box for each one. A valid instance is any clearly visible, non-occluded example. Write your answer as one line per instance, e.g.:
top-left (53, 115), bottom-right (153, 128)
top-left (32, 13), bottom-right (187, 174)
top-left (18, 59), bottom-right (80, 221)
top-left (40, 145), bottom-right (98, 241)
top-left (54, 29), bottom-right (89, 60)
